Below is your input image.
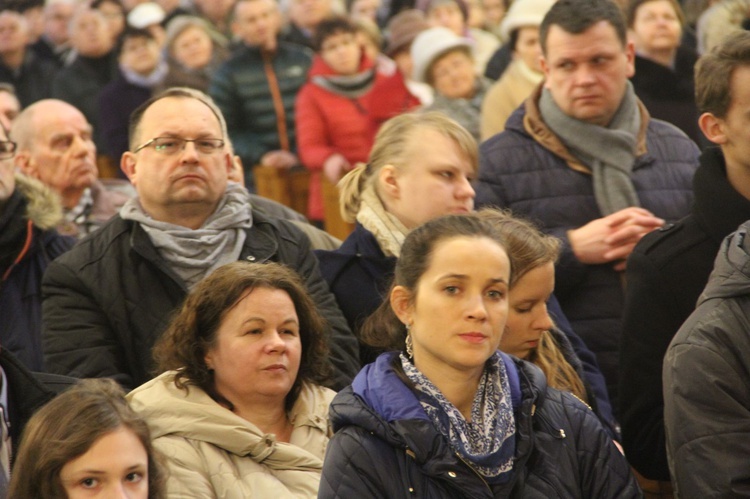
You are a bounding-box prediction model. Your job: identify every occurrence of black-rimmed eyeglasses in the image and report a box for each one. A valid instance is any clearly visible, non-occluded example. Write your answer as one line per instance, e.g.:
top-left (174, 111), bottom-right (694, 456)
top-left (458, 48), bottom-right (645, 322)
top-left (0, 141), bottom-right (16, 159)
top-left (133, 137), bottom-right (225, 155)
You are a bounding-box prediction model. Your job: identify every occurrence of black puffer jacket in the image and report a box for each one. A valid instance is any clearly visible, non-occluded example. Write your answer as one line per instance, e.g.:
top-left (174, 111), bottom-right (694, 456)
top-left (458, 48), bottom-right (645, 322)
top-left (319, 353), bottom-right (641, 498)
top-left (41, 210), bottom-right (360, 390)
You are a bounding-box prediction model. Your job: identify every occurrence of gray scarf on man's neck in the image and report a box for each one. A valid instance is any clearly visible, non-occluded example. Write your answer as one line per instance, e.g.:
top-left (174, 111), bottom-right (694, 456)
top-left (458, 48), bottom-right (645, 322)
top-left (121, 182), bottom-right (253, 289)
top-left (539, 82), bottom-right (642, 215)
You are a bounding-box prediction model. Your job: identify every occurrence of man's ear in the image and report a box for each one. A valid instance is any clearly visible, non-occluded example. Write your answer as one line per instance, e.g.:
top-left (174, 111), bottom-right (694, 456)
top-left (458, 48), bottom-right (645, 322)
top-left (378, 164), bottom-right (400, 200)
top-left (14, 151), bottom-right (36, 178)
top-left (698, 113), bottom-right (726, 145)
top-left (540, 56), bottom-right (551, 87)
top-left (121, 152), bottom-right (137, 184)
top-left (390, 285), bottom-right (413, 325)
top-left (624, 40), bottom-right (636, 78)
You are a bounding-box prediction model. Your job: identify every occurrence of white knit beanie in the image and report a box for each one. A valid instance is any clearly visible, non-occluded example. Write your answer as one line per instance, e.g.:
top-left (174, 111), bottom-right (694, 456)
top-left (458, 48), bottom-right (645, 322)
top-left (410, 26), bottom-right (473, 83)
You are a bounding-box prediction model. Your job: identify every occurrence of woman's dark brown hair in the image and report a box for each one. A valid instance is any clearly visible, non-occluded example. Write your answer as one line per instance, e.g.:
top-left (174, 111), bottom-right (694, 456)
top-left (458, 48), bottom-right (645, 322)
top-left (8, 378), bottom-right (166, 498)
top-left (361, 213), bottom-right (509, 351)
top-left (153, 261), bottom-right (330, 412)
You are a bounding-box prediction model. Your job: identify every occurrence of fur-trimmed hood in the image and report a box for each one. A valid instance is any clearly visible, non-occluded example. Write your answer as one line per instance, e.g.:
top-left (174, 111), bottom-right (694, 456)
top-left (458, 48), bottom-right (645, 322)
top-left (13, 173), bottom-right (63, 230)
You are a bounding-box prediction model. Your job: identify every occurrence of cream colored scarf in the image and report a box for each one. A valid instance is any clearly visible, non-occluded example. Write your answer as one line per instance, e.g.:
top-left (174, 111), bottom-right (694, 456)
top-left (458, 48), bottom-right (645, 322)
top-left (355, 187), bottom-right (409, 257)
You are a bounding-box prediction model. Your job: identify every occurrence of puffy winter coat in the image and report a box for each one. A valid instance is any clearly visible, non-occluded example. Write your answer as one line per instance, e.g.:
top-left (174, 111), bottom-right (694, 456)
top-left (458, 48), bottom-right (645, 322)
top-left (295, 55), bottom-right (419, 220)
top-left (41, 209), bottom-right (360, 390)
top-left (475, 87), bottom-right (699, 409)
top-left (128, 372), bottom-right (335, 498)
top-left (209, 42), bottom-right (312, 183)
top-left (663, 220), bottom-right (750, 497)
top-left (0, 175), bottom-right (73, 371)
top-left (320, 352), bottom-right (641, 498)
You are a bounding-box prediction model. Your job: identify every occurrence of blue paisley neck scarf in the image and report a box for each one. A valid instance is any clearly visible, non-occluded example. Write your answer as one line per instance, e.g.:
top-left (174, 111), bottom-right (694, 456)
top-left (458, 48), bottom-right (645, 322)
top-left (400, 351), bottom-right (516, 482)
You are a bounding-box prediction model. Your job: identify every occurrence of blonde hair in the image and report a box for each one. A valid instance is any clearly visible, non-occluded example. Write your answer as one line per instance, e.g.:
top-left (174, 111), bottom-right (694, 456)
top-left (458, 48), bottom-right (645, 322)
top-left (337, 111), bottom-right (478, 222)
top-left (478, 208), bottom-right (588, 402)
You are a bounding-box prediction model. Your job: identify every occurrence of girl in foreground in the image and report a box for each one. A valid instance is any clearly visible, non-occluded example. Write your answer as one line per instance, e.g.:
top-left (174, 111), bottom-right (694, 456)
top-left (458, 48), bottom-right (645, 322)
top-left (9, 378), bottom-right (165, 498)
top-left (318, 214), bottom-right (639, 498)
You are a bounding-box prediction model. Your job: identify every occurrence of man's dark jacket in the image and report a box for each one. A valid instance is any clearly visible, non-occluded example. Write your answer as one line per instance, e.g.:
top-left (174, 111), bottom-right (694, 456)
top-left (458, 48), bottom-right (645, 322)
top-left (0, 175), bottom-right (74, 371)
top-left (1, 348), bottom-right (74, 447)
top-left (209, 42), bottom-right (312, 181)
top-left (619, 147), bottom-right (750, 480)
top-left (663, 220), bottom-right (750, 497)
top-left (41, 209), bottom-right (360, 390)
top-left (0, 50), bottom-right (56, 107)
top-left (475, 90), bottom-right (699, 410)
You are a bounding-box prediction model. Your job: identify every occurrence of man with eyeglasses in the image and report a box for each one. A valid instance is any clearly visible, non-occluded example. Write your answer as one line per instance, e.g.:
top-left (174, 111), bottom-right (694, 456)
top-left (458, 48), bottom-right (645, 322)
top-left (12, 99), bottom-right (132, 238)
top-left (0, 123), bottom-right (73, 372)
top-left (41, 87), bottom-right (360, 391)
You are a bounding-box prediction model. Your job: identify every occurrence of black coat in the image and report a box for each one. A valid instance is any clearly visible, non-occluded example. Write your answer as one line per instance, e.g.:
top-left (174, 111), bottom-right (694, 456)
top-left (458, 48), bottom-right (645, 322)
top-left (619, 147), bottom-right (750, 480)
top-left (630, 48), bottom-right (705, 147)
top-left (41, 210), bottom-right (360, 390)
top-left (315, 224), bottom-right (396, 365)
top-left (663, 221), bottom-right (750, 497)
top-left (1, 348), bottom-right (75, 447)
top-left (319, 353), bottom-right (641, 498)
top-left (0, 186), bottom-right (73, 371)
top-left (51, 52), bottom-right (119, 153)
top-left (0, 50), bottom-right (56, 108)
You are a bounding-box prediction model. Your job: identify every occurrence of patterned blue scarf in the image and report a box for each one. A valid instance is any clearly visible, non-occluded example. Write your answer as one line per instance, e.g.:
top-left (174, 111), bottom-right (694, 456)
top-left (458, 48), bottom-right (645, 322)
top-left (400, 351), bottom-right (516, 483)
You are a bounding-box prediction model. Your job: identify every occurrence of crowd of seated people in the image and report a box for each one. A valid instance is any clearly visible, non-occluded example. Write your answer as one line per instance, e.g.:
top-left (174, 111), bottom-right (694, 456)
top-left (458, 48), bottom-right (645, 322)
top-left (3, 0), bottom-right (750, 496)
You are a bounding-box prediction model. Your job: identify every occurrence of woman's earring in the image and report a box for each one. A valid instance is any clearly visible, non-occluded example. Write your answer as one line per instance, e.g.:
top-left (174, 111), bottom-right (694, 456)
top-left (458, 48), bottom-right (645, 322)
top-left (405, 323), bottom-right (414, 359)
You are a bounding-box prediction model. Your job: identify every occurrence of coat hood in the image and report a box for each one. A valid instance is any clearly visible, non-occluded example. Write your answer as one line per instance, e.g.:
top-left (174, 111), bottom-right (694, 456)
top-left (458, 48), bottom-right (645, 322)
top-left (13, 173), bottom-right (63, 230)
top-left (330, 352), bottom-right (534, 464)
top-left (698, 221), bottom-right (750, 304)
top-left (127, 371), bottom-right (334, 470)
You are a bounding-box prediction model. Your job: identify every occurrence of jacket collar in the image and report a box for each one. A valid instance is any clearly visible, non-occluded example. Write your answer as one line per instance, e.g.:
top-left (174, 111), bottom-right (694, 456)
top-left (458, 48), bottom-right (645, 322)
top-left (692, 146), bottom-right (750, 244)
top-left (521, 83), bottom-right (652, 174)
top-left (127, 208), bottom-right (280, 291)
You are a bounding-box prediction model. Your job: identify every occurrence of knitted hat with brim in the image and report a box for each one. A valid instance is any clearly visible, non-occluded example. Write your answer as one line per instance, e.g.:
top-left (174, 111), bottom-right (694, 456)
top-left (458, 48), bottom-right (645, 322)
top-left (385, 9), bottom-right (431, 57)
top-left (499, 0), bottom-right (555, 42)
top-left (410, 26), bottom-right (472, 83)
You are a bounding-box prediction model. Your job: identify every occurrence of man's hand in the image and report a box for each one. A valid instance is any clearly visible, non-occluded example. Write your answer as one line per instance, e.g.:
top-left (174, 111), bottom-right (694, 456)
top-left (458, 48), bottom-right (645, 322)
top-left (323, 153), bottom-right (350, 184)
top-left (568, 207), bottom-right (665, 271)
top-left (261, 150), bottom-right (298, 169)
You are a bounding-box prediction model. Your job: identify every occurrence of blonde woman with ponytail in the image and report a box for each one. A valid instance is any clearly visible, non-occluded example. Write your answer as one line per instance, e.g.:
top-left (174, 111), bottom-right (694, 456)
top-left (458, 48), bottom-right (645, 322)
top-left (316, 111), bottom-right (477, 365)
top-left (479, 209), bottom-right (620, 439)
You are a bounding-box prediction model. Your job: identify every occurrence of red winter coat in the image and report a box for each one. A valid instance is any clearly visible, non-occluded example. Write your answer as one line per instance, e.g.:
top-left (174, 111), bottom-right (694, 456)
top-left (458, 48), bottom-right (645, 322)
top-left (295, 55), bottom-right (419, 221)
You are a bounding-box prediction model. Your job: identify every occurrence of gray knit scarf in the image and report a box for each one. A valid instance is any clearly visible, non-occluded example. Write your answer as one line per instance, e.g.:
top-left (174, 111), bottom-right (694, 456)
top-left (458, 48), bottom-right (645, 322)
top-left (120, 182), bottom-right (253, 289)
top-left (539, 82), bottom-right (642, 215)
top-left (312, 67), bottom-right (376, 98)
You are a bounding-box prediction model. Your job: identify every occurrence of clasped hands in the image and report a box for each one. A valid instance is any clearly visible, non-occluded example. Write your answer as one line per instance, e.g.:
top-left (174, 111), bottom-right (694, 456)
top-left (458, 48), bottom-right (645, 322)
top-left (568, 207), bottom-right (665, 272)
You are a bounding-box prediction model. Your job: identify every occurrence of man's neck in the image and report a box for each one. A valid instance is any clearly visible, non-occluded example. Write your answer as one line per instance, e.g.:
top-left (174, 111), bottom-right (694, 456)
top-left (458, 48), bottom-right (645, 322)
top-left (60, 187), bottom-right (85, 210)
top-left (725, 158), bottom-right (750, 202)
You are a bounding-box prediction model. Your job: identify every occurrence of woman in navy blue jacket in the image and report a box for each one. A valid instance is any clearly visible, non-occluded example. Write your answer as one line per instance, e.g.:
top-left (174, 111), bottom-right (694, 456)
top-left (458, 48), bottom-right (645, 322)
top-left (319, 214), bottom-right (640, 498)
top-left (315, 112), bottom-right (615, 427)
